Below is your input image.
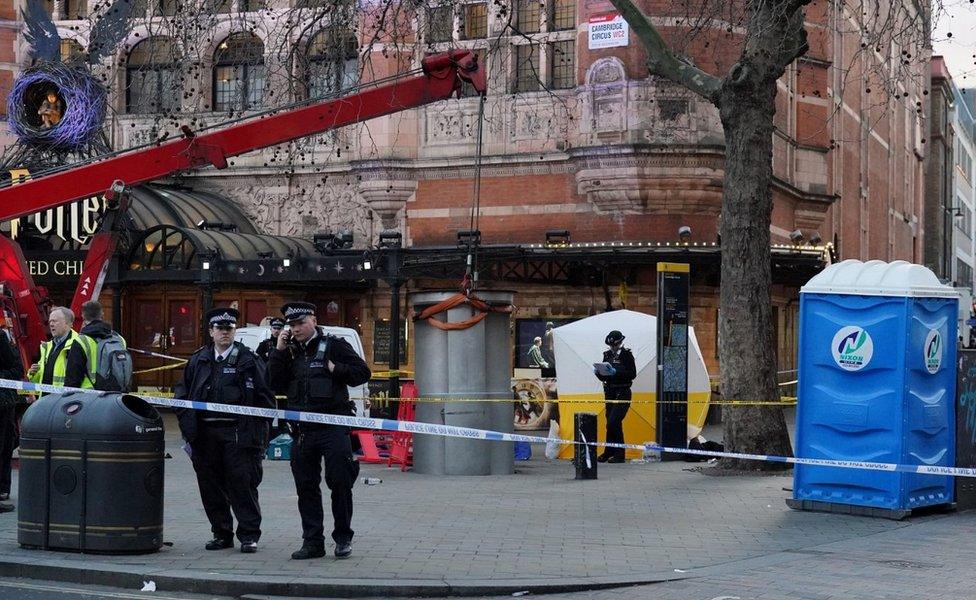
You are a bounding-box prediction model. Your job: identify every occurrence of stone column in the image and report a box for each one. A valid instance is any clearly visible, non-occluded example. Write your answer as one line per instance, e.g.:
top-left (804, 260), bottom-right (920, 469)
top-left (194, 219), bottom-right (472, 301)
top-left (409, 290), bottom-right (515, 476)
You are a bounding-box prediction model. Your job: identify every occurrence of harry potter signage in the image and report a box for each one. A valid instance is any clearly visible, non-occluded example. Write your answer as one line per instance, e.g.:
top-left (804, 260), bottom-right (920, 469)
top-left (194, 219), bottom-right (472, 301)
top-left (25, 252), bottom-right (89, 281)
top-left (6, 169), bottom-right (104, 246)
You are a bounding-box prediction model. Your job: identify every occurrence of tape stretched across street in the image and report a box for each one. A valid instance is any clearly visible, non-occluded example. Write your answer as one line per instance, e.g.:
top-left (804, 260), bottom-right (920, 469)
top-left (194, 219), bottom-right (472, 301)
top-left (3, 377), bottom-right (972, 479)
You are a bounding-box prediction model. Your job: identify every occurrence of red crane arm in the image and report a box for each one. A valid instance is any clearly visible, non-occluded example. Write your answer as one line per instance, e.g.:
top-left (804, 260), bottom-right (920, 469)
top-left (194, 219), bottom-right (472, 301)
top-left (0, 50), bottom-right (485, 222)
top-left (0, 50), bottom-right (484, 359)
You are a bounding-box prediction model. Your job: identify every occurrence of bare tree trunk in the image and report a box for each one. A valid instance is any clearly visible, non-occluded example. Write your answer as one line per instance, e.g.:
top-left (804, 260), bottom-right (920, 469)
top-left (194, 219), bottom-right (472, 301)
top-left (603, 0), bottom-right (809, 467)
top-left (717, 74), bottom-right (793, 469)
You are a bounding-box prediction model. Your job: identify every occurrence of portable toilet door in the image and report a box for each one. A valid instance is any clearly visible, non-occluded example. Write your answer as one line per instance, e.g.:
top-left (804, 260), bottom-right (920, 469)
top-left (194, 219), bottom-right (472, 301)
top-left (791, 260), bottom-right (957, 517)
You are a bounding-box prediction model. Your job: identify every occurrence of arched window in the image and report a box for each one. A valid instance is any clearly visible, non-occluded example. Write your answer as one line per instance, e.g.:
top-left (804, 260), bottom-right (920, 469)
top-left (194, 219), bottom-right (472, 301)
top-left (126, 37), bottom-right (180, 114)
top-left (305, 28), bottom-right (358, 100)
top-left (213, 33), bottom-right (265, 112)
top-left (59, 39), bottom-right (85, 63)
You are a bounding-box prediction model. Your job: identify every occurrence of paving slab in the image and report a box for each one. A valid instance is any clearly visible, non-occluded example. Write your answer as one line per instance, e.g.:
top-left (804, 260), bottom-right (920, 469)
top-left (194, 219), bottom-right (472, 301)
top-left (0, 413), bottom-right (929, 597)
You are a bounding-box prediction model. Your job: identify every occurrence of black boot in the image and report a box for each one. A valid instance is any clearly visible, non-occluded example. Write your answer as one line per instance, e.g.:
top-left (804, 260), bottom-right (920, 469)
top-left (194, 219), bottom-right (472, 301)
top-left (205, 537), bottom-right (233, 550)
top-left (291, 544), bottom-right (326, 560)
top-left (334, 541), bottom-right (352, 558)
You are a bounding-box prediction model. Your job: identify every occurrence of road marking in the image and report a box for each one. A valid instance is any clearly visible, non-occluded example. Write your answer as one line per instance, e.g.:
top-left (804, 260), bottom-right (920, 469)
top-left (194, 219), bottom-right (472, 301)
top-left (0, 579), bottom-right (191, 599)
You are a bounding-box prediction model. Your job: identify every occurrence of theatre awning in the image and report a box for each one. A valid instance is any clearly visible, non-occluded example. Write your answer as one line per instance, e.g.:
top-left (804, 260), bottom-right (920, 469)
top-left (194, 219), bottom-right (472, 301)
top-left (125, 185), bottom-right (259, 234)
top-left (126, 225), bottom-right (319, 281)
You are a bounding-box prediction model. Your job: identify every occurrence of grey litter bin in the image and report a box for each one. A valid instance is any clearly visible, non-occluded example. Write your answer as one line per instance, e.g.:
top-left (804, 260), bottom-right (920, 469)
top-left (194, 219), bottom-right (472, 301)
top-left (18, 391), bottom-right (165, 554)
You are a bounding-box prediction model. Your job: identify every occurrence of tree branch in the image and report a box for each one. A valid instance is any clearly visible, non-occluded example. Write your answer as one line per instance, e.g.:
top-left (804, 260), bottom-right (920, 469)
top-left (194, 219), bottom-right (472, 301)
top-left (605, 0), bottom-right (723, 103)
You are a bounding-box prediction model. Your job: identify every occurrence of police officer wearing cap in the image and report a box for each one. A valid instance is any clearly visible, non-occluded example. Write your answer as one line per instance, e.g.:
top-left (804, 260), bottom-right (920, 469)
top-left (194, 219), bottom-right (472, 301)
top-left (255, 317), bottom-right (285, 363)
top-left (268, 301), bottom-right (371, 560)
top-left (594, 330), bottom-right (636, 463)
top-left (174, 308), bottom-right (274, 554)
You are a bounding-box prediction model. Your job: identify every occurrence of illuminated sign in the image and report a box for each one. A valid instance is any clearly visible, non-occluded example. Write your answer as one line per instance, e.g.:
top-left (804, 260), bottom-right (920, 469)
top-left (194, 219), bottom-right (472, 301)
top-left (7, 169), bottom-right (104, 245)
top-left (28, 258), bottom-right (85, 277)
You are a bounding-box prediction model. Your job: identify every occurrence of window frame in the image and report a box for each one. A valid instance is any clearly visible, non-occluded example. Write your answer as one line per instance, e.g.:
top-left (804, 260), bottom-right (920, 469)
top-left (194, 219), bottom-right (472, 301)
top-left (125, 37), bottom-right (181, 115)
top-left (548, 39), bottom-right (575, 89)
top-left (427, 5), bottom-right (454, 43)
top-left (460, 2), bottom-right (488, 40)
top-left (304, 28), bottom-right (360, 100)
top-left (547, 0), bottom-right (576, 32)
top-left (515, 0), bottom-right (541, 34)
top-left (212, 33), bottom-right (266, 113)
top-left (513, 42), bottom-right (540, 93)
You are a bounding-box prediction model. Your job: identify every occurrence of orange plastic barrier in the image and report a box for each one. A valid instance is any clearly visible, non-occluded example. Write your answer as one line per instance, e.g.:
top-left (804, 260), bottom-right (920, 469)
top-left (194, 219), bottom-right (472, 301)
top-left (388, 381), bottom-right (417, 471)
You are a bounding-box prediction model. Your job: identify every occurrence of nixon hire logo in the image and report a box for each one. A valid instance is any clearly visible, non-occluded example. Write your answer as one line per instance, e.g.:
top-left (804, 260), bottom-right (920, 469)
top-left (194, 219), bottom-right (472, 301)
top-left (831, 326), bottom-right (873, 371)
top-left (924, 329), bottom-right (942, 374)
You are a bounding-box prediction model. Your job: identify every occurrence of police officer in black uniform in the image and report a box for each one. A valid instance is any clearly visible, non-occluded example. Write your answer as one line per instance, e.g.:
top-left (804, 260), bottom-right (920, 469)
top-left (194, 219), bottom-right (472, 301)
top-left (175, 308), bottom-right (274, 553)
top-left (594, 330), bottom-right (637, 463)
top-left (268, 302), bottom-right (371, 560)
top-left (255, 317), bottom-right (284, 363)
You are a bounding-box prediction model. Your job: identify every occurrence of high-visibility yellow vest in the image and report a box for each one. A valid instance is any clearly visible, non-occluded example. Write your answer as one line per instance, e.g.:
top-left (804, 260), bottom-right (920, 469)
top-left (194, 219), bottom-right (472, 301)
top-left (31, 331), bottom-right (97, 391)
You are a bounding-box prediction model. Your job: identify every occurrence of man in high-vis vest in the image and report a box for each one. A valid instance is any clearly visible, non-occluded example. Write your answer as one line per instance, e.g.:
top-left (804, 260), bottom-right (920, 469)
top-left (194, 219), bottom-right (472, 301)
top-left (28, 306), bottom-right (97, 392)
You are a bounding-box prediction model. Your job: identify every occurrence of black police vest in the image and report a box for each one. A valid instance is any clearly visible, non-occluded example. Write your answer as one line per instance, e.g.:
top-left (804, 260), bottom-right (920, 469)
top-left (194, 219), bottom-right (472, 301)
top-left (287, 337), bottom-right (338, 413)
top-left (203, 345), bottom-right (244, 409)
top-left (602, 348), bottom-right (632, 387)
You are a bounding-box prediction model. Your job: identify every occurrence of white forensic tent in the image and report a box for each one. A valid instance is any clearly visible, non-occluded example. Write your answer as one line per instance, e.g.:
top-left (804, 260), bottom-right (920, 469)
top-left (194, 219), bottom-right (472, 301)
top-left (552, 309), bottom-right (711, 459)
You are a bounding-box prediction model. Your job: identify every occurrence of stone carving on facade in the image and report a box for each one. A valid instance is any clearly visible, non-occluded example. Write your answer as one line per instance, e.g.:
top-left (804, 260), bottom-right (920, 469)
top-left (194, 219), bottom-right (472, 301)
top-left (198, 175), bottom-right (371, 245)
top-left (425, 105), bottom-right (480, 145)
top-left (237, 191), bottom-right (288, 235)
top-left (350, 160), bottom-right (417, 230)
top-left (592, 59), bottom-right (624, 85)
top-left (509, 98), bottom-right (572, 144)
top-left (277, 179), bottom-right (372, 242)
top-left (584, 58), bottom-right (627, 134)
top-left (119, 119), bottom-right (160, 148)
top-left (635, 76), bottom-right (723, 146)
top-left (571, 146), bottom-right (725, 215)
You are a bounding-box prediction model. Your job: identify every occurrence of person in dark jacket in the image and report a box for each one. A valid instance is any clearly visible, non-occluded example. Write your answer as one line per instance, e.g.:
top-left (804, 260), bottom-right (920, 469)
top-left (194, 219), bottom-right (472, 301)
top-left (594, 329), bottom-right (637, 463)
top-left (0, 328), bottom-right (23, 509)
top-left (254, 317), bottom-right (284, 363)
top-left (267, 301), bottom-right (371, 561)
top-left (175, 308), bottom-right (274, 554)
top-left (79, 301), bottom-right (120, 343)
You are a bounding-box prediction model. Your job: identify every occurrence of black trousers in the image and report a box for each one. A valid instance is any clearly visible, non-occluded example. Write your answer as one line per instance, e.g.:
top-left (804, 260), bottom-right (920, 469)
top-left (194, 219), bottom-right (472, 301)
top-left (0, 403), bottom-right (15, 495)
top-left (603, 387), bottom-right (631, 459)
top-left (190, 424), bottom-right (264, 543)
top-left (290, 425), bottom-right (359, 546)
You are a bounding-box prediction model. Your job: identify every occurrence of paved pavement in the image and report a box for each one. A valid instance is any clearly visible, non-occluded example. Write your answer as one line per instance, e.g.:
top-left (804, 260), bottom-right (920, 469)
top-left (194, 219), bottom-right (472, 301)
top-left (0, 412), bottom-right (966, 597)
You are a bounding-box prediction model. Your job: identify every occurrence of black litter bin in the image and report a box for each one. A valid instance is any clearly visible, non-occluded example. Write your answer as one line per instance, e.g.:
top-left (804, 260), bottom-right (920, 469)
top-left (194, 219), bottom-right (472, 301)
top-left (18, 391), bottom-right (165, 554)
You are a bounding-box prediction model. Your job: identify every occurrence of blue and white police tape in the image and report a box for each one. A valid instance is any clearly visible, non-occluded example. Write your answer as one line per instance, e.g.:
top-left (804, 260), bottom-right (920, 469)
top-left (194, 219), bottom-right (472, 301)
top-left (5, 377), bottom-right (975, 479)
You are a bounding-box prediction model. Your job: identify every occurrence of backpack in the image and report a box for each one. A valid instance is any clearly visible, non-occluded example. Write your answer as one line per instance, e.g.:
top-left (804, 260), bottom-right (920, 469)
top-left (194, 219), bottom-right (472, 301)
top-left (94, 333), bottom-right (132, 392)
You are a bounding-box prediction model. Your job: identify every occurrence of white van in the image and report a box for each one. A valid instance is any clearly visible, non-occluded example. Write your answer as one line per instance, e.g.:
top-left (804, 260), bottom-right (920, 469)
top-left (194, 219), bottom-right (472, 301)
top-left (235, 325), bottom-right (370, 417)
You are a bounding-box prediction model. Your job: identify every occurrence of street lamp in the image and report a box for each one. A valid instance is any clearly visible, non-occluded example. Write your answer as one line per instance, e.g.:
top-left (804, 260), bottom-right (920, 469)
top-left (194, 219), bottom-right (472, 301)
top-left (545, 229), bottom-right (571, 245)
top-left (378, 230), bottom-right (403, 249)
top-left (457, 229), bottom-right (481, 248)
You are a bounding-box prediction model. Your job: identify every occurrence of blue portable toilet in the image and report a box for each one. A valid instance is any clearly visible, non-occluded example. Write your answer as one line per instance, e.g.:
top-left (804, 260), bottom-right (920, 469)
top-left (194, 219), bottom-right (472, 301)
top-left (791, 260), bottom-right (958, 518)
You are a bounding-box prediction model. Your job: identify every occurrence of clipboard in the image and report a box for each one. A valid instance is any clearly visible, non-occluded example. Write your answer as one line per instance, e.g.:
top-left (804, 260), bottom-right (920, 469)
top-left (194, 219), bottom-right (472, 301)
top-left (593, 362), bottom-right (614, 376)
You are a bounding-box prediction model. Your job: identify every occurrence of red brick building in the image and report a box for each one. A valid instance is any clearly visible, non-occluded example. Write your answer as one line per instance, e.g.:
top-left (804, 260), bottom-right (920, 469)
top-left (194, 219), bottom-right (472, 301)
top-left (395, 0), bottom-right (928, 376)
top-left (4, 0), bottom-right (928, 384)
top-left (0, 0), bottom-right (17, 148)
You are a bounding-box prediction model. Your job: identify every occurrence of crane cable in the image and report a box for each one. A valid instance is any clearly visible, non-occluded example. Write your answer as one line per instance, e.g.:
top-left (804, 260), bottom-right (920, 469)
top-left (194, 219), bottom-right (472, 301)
top-left (463, 92), bottom-right (487, 295)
